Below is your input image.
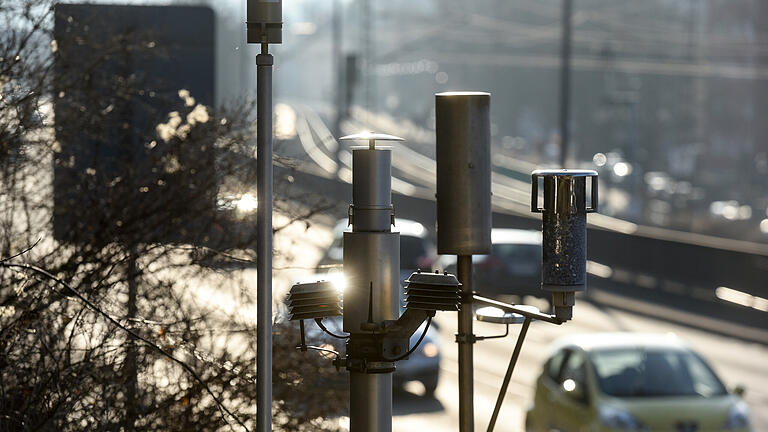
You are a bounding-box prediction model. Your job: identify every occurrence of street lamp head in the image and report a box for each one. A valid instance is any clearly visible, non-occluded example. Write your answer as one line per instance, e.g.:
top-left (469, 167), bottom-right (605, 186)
top-left (246, 0), bottom-right (282, 44)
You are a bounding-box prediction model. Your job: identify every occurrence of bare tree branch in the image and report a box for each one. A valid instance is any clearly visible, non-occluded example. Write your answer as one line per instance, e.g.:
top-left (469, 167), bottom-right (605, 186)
top-left (1, 262), bottom-right (250, 432)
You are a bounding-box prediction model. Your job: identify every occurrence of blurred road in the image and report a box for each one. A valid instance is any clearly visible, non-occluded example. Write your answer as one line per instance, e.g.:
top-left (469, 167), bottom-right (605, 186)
top-left (264, 198), bottom-right (768, 431)
top-left (393, 295), bottom-right (768, 431)
top-left (272, 102), bottom-right (768, 431)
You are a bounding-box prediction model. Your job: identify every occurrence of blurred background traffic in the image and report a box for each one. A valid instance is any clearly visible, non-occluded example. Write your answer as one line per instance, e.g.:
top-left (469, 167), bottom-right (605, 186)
top-left (2, 0), bottom-right (767, 431)
top-left (262, 1), bottom-right (768, 430)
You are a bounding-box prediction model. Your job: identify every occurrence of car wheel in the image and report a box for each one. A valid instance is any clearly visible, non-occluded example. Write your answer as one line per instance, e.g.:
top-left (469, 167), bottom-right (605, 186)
top-left (524, 413), bottom-right (535, 432)
top-left (422, 376), bottom-right (438, 398)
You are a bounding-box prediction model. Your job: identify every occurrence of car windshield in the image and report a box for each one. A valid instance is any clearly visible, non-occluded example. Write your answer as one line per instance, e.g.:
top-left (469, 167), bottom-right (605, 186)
top-left (590, 348), bottom-right (727, 398)
top-left (401, 235), bottom-right (428, 270)
top-left (493, 243), bottom-right (539, 262)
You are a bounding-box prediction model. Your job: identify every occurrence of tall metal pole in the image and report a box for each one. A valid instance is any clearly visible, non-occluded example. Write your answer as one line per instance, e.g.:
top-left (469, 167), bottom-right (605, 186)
top-left (435, 92), bottom-right (491, 432)
top-left (256, 43), bottom-right (273, 432)
top-left (457, 255), bottom-right (475, 432)
top-left (558, 0), bottom-right (573, 168)
top-left (350, 373), bottom-right (392, 432)
top-left (332, 0), bottom-right (343, 140)
top-left (362, 0), bottom-right (373, 112)
top-left (341, 134), bottom-right (403, 432)
top-left (246, 2), bottom-right (281, 429)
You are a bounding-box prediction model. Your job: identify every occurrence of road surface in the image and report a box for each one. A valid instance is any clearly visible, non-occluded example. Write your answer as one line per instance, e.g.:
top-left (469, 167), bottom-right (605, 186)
top-left (272, 102), bottom-right (768, 431)
top-left (392, 295), bottom-right (768, 431)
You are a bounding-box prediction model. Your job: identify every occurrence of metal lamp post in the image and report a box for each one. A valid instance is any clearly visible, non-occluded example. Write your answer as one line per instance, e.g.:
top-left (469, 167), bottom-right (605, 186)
top-left (245, 1), bottom-right (281, 431)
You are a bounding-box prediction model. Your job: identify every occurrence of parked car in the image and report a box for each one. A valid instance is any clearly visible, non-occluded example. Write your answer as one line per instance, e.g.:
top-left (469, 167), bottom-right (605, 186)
top-left (443, 228), bottom-right (543, 302)
top-left (526, 333), bottom-right (751, 432)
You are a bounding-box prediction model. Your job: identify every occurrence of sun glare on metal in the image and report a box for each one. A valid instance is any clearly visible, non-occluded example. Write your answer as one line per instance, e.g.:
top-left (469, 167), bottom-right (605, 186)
top-left (476, 306), bottom-right (505, 318)
top-left (326, 270), bottom-right (347, 294)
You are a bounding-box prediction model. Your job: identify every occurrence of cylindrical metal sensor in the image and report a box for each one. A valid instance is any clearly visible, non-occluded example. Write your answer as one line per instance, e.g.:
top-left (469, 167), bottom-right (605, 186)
top-left (352, 148), bottom-right (393, 232)
top-left (531, 169), bottom-right (597, 320)
top-left (342, 232), bottom-right (400, 333)
top-left (338, 133), bottom-right (404, 432)
top-left (435, 92), bottom-right (492, 255)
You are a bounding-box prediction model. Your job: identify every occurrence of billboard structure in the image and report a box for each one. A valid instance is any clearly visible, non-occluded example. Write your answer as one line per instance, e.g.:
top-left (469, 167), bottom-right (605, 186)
top-left (53, 4), bottom-right (216, 247)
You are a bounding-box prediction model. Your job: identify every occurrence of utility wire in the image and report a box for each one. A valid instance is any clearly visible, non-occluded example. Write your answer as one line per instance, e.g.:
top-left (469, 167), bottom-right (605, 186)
top-left (314, 318), bottom-right (349, 339)
top-left (383, 316), bottom-right (432, 362)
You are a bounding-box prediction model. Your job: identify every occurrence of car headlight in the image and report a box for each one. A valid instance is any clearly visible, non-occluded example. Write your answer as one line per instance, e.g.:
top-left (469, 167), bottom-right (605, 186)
top-left (723, 401), bottom-right (750, 430)
top-left (598, 405), bottom-right (643, 431)
top-left (422, 342), bottom-right (439, 358)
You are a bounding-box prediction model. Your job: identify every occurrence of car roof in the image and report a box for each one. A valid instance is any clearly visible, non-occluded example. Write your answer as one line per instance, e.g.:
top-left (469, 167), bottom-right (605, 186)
top-left (491, 228), bottom-right (542, 245)
top-left (550, 333), bottom-right (690, 354)
top-left (333, 218), bottom-right (428, 238)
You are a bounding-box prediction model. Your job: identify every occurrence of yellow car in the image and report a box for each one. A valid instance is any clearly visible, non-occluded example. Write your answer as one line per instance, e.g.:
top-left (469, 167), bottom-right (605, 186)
top-left (526, 333), bottom-right (751, 432)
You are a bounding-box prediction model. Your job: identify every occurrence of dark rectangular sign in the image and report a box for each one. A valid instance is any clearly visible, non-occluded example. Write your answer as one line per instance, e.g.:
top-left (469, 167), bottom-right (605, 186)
top-left (53, 4), bottom-right (216, 246)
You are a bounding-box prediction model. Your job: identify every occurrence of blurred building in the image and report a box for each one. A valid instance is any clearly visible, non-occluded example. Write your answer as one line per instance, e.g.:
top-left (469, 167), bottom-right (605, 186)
top-left (276, 0), bottom-right (768, 242)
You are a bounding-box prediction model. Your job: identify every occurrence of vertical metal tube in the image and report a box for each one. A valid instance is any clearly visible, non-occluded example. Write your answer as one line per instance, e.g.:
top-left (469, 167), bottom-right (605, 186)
top-left (350, 372), bottom-right (393, 432)
top-left (332, 0), bottom-right (342, 140)
top-left (256, 45), bottom-right (273, 432)
top-left (435, 92), bottom-right (492, 255)
top-left (457, 255), bottom-right (474, 432)
top-left (351, 148), bottom-right (393, 232)
top-left (344, 145), bottom-right (398, 432)
top-left (559, 0), bottom-right (572, 167)
top-left (362, 0), bottom-right (373, 112)
top-left (342, 232), bottom-right (399, 333)
top-left (435, 92), bottom-right (490, 432)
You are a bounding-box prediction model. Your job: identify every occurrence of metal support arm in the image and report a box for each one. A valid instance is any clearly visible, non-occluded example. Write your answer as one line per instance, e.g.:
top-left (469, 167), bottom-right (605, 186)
top-left (474, 324), bottom-right (509, 341)
top-left (383, 308), bottom-right (433, 338)
top-left (472, 294), bottom-right (564, 431)
top-left (473, 294), bottom-right (564, 325)
top-left (486, 318), bottom-right (532, 432)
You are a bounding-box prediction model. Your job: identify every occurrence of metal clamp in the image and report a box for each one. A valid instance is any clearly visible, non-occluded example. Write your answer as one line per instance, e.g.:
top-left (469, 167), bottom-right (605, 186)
top-left (455, 333), bottom-right (477, 344)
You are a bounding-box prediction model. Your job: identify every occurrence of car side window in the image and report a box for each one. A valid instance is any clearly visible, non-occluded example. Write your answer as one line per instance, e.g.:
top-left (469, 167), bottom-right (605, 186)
top-left (546, 349), bottom-right (568, 383)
